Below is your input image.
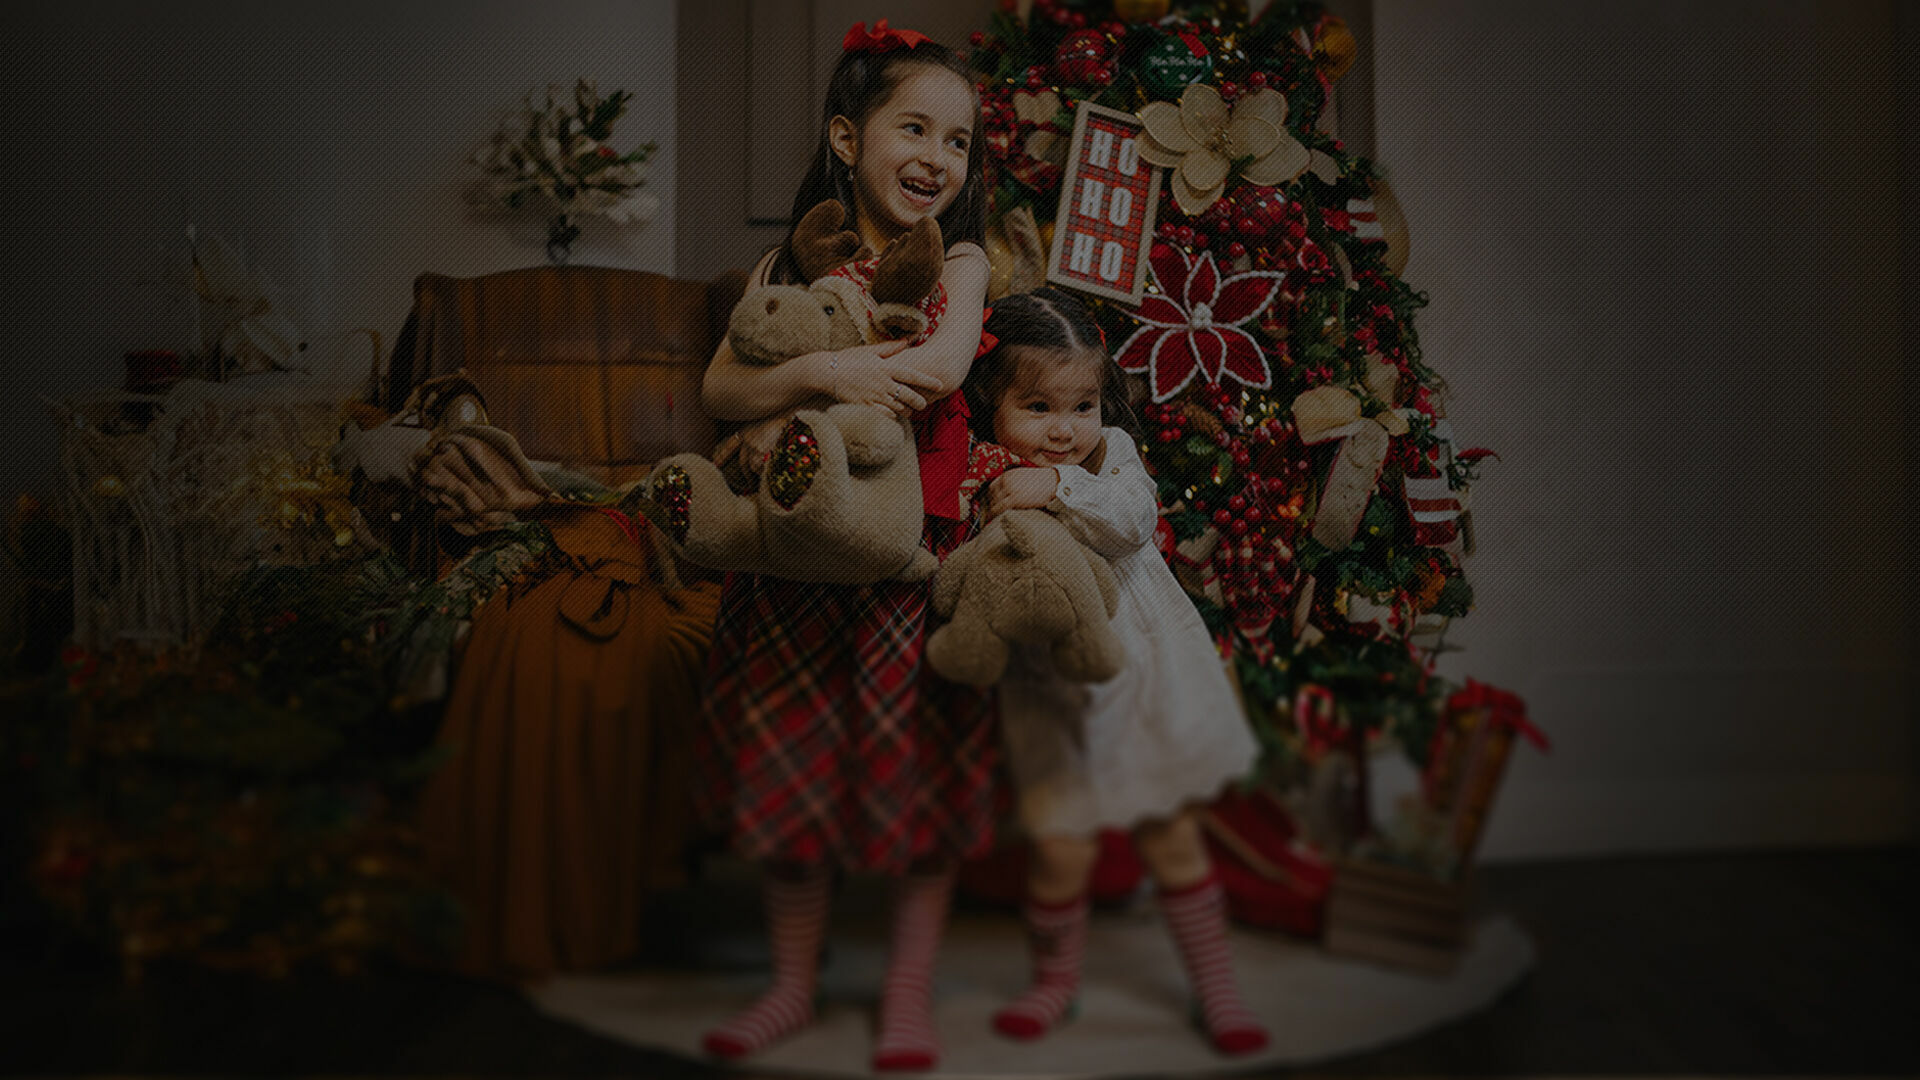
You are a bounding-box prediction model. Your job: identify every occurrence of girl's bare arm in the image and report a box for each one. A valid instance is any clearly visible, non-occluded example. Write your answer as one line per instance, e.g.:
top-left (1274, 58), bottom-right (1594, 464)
top-left (701, 249), bottom-right (948, 422)
top-left (883, 242), bottom-right (989, 399)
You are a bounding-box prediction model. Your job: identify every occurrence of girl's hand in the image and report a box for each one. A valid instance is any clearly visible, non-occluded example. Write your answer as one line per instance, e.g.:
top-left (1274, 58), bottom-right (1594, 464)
top-left (411, 433), bottom-right (544, 527)
top-left (805, 340), bottom-right (940, 418)
top-left (710, 413), bottom-right (793, 478)
top-left (984, 467), bottom-right (1060, 522)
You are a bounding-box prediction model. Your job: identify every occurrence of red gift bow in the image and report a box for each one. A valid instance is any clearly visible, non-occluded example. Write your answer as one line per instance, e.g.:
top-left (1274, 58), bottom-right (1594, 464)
top-left (843, 19), bottom-right (931, 55)
top-left (1444, 678), bottom-right (1550, 751)
top-left (976, 305), bottom-right (998, 359)
top-left (1293, 683), bottom-right (1341, 753)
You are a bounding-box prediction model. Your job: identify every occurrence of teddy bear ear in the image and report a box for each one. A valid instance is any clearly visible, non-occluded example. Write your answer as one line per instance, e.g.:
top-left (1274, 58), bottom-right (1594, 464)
top-left (998, 510), bottom-right (1037, 559)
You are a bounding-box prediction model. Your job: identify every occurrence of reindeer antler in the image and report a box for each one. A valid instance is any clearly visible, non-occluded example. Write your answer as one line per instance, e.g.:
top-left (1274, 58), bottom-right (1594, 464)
top-left (792, 200), bottom-right (871, 282)
top-left (869, 218), bottom-right (944, 306)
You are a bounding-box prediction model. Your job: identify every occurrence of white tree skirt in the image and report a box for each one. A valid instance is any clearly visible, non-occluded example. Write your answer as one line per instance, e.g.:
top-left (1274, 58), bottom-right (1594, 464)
top-left (528, 905), bottom-right (1534, 1078)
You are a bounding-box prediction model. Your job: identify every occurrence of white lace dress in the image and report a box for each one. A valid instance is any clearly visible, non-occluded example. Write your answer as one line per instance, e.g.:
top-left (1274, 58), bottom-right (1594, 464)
top-left (998, 427), bottom-right (1259, 837)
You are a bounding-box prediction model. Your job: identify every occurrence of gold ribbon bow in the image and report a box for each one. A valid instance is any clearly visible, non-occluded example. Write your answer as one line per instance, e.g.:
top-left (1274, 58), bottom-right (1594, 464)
top-left (1292, 386), bottom-right (1409, 550)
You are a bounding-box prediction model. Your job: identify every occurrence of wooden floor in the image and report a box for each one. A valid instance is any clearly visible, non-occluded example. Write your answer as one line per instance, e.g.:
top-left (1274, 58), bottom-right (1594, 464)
top-left (3, 846), bottom-right (1914, 1076)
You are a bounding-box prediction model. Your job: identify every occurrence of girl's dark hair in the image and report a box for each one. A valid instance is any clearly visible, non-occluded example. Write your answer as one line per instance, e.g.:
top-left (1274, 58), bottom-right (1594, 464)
top-left (964, 287), bottom-right (1139, 442)
top-left (770, 41), bottom-right (987, 284)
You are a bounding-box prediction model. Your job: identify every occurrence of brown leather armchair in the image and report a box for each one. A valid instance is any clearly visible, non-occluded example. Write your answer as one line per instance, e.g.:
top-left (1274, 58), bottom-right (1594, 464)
top-left (387, 264), bottom-right (746, 486)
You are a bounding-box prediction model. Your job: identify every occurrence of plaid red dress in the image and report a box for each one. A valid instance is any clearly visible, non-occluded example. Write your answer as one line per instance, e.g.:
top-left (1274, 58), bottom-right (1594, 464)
top-left (694, 517), bottom-right (998, 873)
top-left (694, 261), bottom-right (1000, 874)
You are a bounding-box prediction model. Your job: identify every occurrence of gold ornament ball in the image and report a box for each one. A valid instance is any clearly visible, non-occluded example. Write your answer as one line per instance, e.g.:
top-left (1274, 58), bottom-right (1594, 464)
top-left (1315, 16), bottom-right (1360, 84)
top-left (1114, 0), bottom-right (1171, 23)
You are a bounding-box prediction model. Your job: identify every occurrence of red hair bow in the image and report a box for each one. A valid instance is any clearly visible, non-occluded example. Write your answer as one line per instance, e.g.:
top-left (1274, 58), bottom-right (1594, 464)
top-left (843, 19), bottom-right (931, 55)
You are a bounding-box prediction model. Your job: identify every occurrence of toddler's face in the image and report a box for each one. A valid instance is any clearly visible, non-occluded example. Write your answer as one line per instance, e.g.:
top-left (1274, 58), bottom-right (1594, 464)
top-left (993, 352), bottom-right (1104, 469)
top-left (842, 66), bottom-right (975, 239)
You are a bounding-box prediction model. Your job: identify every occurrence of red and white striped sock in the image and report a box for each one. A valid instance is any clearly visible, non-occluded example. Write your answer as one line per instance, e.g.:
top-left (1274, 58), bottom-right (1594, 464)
top-left (1159, 874), bottom-right (1269, 1055)
top-left (992, 893), bottom-right (1088, 1040)
top-left (701, 866), bottom-right (832, 1060)
top-left (871, 870), bottom-right (954, 1072)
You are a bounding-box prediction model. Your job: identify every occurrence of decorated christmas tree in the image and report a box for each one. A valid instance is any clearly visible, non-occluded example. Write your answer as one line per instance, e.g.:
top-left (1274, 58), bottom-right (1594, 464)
top-left (971, 0), bottom-right (1494, 842)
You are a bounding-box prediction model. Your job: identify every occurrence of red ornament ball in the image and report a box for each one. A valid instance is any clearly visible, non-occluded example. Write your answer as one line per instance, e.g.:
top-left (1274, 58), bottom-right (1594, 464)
top-left (969, 30), bottom-right (986, 46)
top-left (1052, 28), bottom-right (1114, 85)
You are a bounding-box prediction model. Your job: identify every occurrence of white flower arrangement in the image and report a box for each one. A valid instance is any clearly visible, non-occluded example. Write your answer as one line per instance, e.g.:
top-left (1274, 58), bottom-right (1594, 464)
top-left (471, 79), bottom-right (660, 259)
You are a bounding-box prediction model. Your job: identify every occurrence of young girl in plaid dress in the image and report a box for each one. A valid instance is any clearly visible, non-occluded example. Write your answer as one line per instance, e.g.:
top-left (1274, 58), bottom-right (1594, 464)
top-left (691, 22), bottom-right (994, 1072)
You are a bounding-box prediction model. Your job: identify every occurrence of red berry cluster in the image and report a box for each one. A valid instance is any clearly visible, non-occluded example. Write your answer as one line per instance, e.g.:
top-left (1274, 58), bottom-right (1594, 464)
top-left (1053, 28), bottom-right (1117, 86)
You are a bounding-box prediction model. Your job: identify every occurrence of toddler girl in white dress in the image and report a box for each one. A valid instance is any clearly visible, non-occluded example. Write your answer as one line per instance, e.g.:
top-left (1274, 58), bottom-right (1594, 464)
top-left (960, 288), bottom-right (1267, 1054)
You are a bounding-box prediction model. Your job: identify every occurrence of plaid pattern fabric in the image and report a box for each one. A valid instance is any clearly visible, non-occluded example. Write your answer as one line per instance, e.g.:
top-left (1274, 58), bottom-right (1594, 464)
top-left (694, 515), bottom-right (999, 873)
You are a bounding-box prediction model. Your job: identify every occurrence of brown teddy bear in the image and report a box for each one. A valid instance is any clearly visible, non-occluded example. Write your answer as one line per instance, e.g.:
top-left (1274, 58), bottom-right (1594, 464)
top-left (633, 201), bottom-right (945, 584)
top-left (926, 508), bottom-right (1127, 686)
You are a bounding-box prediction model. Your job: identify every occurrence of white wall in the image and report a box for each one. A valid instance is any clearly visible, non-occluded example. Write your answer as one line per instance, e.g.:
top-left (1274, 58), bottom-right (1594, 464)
top-left (1, 0), bottom-right (678, 498)
top-left (1372, 0), bottom-right (1916, 859)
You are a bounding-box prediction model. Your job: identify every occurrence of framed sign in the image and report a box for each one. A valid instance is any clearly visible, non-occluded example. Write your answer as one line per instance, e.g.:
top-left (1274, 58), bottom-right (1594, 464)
top-left (1045, 100), bottom-right (1164, 306)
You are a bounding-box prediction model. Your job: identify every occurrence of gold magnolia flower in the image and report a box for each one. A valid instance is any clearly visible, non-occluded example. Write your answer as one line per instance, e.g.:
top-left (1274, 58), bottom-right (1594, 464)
top-left (1137, 84), bottom-right (1311, 216)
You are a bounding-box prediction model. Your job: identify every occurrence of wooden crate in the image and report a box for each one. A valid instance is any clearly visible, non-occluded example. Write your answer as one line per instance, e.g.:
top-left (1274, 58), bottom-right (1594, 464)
top-left (1322, 856), bottom-right (1474, 975)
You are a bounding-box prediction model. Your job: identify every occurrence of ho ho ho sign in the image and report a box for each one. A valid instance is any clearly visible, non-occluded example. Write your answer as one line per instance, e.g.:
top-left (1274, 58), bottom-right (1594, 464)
top-left (1045, 100), bottom-right (1165, 307)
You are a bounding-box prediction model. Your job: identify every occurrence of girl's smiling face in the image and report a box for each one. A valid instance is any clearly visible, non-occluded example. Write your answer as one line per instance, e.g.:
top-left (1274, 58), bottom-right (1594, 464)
top-left (832, 65), bottom-right (976, 249)
top-left (992, 348), bottom-right (1105, 468)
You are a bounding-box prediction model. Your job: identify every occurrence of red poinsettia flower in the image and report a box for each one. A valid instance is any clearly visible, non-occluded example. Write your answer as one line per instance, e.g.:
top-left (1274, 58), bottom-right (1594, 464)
top-left (1115, 245), bottom-right (1284, 402)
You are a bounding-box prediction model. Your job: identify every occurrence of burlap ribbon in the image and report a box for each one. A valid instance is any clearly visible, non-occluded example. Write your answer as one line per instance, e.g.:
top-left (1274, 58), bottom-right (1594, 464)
top-left (1292, 386), bottom-right (1409, 550)
top-left (984, 205), bottom-right (1048, 301)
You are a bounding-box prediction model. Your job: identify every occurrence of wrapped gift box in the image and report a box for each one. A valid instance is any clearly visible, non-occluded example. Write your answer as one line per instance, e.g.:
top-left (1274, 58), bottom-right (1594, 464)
top-left (1423, 680), bottom-right (1546, 866)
